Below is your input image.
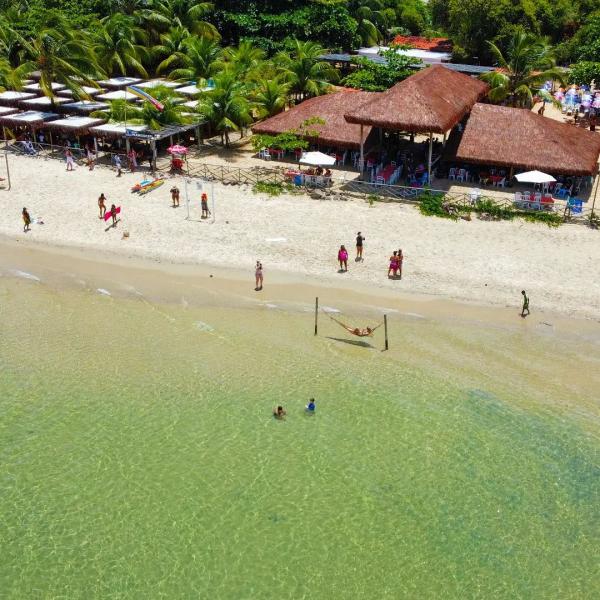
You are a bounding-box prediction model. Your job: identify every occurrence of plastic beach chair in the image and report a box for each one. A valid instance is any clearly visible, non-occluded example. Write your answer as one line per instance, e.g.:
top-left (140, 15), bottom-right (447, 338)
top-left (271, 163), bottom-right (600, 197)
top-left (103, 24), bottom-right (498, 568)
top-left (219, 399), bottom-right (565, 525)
top-left (567, 198), bottom-right (583, 214)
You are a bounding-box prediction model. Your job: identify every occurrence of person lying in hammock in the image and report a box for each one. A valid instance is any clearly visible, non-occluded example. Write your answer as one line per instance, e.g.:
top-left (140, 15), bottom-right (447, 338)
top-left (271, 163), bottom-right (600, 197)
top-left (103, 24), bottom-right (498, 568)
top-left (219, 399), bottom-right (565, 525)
top-left (348, 326), bottom-right (373, 337)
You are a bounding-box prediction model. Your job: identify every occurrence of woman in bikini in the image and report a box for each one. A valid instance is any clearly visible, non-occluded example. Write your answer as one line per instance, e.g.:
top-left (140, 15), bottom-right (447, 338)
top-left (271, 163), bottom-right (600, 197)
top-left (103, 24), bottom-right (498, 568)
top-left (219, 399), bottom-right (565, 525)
top-left (255, 261), bottom-right (263, 291)
top-left (98, 193), bottom-right (106, 219)
top-left (338, 245), bottom-right (348, 272)
top-left (388, 251), bottom-right (398, 278)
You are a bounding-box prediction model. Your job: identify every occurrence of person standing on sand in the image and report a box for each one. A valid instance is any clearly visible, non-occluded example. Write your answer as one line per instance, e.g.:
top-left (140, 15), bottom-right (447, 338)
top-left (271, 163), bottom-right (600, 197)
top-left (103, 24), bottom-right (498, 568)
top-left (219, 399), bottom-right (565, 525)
top-left (355, 232), bottom-right (365, 261)
top-left (65, 148), bottom-right (74, 171)
top-left (114, 154), bottom-right (122, 177)
top-left (22, 207), bottom-right (31, 232)
top-left (255, 261), bottom-right (263, 291)
top-left (170, 186), bottom-right (180, 208)
top-left (397, 249), bottom-right (404, 280)
top-left (110, 204), bottom-right (118, 227)
top-left (521, 290), bottom-right (530, 317)
top-left (338, 245), bottom-right (348, 272)
top-left (201, 192), bottom-right (210, 219)
top-left (87, 146), bottom-right (95, 171)
top-left (98, 193), bottom-right (107, 220)
top-left (388, 251), bottom-right (398, 278)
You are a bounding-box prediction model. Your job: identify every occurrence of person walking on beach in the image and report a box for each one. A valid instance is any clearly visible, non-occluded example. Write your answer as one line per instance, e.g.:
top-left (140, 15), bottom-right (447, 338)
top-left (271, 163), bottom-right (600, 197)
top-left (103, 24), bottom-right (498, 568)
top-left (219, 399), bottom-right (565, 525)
top-left (22, 207), bottom-right (31, 232)
top-left (255, 261), bottom-right (263, 291)
top-left (170, 185), bottom-right (180, 208)
top-left (65, 148), bottom-right (75, 171)
top-left (521, 290), bottom-right (530, 317)
top-left (98, 193), bottom-right (107, 220)
top-left (128, 149), bottom-right (137, 172)
top-left (201, 192), bottom-right (210, 219)
top-left (114, 154), bottom-right (122, 177)
top-left (110, 203), bottom-right (118, 227)
top-left (355, 232), bottom-right (365, 261)
top-left (388, 251), bottom-right (398, 278)
top-left (86, 146), bottom-right (95, 171)
top-left (338, 245), bottom-right (348, 272)
top-left (397, 248), bottom-right (404, 280)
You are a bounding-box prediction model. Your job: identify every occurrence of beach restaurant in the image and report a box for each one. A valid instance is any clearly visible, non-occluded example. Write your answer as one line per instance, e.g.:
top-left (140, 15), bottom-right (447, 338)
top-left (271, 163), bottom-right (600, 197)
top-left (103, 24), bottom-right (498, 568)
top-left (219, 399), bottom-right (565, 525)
top-left (251, 90), bottom-right (378, 163)
top-left (452, 103), bottom-right (600, 178)
top-left (344, 64), bottom-right (489, 181)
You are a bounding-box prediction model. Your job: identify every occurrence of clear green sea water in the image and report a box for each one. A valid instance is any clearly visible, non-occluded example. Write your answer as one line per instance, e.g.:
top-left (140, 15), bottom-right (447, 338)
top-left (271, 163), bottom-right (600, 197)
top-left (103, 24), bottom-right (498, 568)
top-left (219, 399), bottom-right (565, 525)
top-left (1, 279), bottom-right (599, 599)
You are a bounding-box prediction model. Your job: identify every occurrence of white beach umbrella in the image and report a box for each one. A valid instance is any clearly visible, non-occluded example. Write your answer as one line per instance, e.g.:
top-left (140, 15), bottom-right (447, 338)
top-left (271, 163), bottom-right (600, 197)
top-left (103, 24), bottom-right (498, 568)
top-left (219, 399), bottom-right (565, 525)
top-left (514, 170), bottom-right (556, 184)
top-left (299, 151), bottom-right (336, 166)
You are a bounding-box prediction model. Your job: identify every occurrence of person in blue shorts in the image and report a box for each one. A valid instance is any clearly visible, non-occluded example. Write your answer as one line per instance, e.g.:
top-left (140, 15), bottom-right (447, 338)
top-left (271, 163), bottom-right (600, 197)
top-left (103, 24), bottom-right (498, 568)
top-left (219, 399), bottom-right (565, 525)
top-left (306, 398), bottom-right (316, 413)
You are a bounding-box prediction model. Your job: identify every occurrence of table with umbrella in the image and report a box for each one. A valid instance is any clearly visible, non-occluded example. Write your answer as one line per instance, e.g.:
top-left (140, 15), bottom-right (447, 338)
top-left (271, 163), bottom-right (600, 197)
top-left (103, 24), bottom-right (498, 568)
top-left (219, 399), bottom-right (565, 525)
top-left (284, 151), bottom-right (336, 187)
top-left (167, 144), bottom-right (188, 173)
top-left (514, 170), bottom-right (557, 210)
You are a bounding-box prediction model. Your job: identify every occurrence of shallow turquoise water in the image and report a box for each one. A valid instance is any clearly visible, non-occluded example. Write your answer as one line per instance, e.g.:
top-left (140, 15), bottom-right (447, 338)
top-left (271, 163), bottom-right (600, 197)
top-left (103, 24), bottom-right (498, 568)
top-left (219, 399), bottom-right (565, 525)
top-left (1, 281), bottom-right (599, 598)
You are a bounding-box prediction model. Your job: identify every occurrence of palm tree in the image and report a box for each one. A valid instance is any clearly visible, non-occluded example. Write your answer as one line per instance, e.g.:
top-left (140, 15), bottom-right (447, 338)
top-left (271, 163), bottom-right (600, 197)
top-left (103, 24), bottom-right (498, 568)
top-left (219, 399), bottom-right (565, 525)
top-left (154, 26), bottom-right (191, 75)
top-left (275, 40), bottom-right (338, 102)
top-left (168, 36), bottom-right (221, 81)
top-left (0, 7), bottom-right (25, 67)
top-left (252, 77), bottom-right (290, 119)
top-left (480, 32), bottom-right (566, 108)
top-left (147, 0), bottom-right (218, 39)
top-left (351, 1), bottom-right (390, 46)
top-left (138, 86), bottom-right (194, 129)
top-left (90, 98), bottom-right (143, 123)
top-left (20, 25), bottom-right (104, 105)
top-left (94, 14), bottom-right (149, 78)
top-left (197, 72), bottom-right (252, 146)
top-left (220, 40), bottom-right (266, 79)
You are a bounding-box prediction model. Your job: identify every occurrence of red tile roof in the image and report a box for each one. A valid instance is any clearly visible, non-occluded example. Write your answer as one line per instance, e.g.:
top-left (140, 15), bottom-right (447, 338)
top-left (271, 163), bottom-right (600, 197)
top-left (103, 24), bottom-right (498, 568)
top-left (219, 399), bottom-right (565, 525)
top-left (392, 36), bottom-right (453, 53)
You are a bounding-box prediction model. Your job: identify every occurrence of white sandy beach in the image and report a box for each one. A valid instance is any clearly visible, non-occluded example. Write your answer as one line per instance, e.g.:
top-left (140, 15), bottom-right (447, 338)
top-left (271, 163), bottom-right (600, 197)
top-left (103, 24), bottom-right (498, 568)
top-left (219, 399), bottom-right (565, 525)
top-left (1, 154), bottom-right (599, 319)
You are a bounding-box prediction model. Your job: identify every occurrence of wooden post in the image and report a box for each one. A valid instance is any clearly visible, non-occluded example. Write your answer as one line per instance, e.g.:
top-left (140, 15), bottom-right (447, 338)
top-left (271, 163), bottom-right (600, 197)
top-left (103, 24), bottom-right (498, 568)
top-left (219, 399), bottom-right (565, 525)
top-left (427, 132), bottom-right (433, 185)
top-left (384, 314), bottom-right (389, 351)
top-left (314, 297), bottom-right (319, 336)
top-left (359, 124), bottom-right (364, 174)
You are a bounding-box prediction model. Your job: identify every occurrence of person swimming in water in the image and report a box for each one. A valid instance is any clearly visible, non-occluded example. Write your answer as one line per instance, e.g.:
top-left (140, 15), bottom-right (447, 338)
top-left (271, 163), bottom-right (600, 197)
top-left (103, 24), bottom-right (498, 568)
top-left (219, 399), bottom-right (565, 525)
top-left (306, 398), bottom-right (316, 413)
top-left (273, 405), bottom-right (286, 419)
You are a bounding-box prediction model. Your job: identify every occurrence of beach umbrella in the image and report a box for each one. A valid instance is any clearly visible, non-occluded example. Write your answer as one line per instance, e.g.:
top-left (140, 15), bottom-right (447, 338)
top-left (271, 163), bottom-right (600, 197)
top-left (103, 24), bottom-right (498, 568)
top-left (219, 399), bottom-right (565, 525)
top-left (515, 170), bottom-right (556, 184)
top-left (167, 144), bottom-right (188, 155)
top-left (299, 151), bottom-right (336, 166)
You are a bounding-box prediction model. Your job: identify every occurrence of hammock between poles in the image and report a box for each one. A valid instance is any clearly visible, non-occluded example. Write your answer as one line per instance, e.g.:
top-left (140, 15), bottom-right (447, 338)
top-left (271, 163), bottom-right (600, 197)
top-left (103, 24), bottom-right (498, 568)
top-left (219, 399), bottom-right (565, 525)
top-left (327, 313), bottom-right (384, 337)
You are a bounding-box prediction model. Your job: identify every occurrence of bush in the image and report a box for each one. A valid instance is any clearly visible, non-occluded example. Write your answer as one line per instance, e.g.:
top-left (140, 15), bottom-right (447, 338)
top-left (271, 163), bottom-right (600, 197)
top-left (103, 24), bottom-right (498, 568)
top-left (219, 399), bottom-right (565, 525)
top-left (418, 191), bottom-right (458, 219)
top-left (253, 181), bottom-right (287, 196)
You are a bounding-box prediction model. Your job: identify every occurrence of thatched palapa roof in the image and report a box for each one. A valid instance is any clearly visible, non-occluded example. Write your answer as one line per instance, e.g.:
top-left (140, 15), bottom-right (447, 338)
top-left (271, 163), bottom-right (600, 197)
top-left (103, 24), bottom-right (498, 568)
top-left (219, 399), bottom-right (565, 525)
top-left (455, 104), bottom-right (600, 176)
top-left (252, 91), bottom-right (378, 149)
top-left (344, 64), bottom-right (488, 133)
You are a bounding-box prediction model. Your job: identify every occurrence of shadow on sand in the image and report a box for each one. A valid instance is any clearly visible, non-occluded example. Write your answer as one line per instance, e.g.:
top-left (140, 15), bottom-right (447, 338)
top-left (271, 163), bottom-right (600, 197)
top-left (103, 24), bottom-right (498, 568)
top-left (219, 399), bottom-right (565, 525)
top-left (326, 336), bottom-right (374, 349)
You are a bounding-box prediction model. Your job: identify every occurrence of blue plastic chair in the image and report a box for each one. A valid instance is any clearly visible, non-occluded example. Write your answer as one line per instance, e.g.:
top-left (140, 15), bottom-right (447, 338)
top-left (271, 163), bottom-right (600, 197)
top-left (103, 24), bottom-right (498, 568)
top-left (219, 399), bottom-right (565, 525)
top-left (556, 187), bottom-right (570, 199)
top-left (567, 198), bottom-right (583, 214)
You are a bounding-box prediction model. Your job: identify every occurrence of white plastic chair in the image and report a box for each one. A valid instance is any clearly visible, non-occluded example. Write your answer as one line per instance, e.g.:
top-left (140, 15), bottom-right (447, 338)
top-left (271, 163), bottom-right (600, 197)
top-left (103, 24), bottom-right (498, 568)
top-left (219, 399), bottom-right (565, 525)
top-left (448, 167), bottom-right (456, 180)
top-left (495, 177), bottom-right (506, 188)
top-left (456, 168), bottom-right (466, 183)
top-left (261, 149), bottom-right (271, 160)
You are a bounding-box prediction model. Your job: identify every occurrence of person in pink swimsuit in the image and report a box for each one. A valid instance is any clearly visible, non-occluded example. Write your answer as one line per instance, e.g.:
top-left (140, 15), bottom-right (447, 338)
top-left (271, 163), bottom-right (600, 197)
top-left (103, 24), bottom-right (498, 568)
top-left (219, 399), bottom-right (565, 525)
top-left (338, 245), bottom-right (348, 272)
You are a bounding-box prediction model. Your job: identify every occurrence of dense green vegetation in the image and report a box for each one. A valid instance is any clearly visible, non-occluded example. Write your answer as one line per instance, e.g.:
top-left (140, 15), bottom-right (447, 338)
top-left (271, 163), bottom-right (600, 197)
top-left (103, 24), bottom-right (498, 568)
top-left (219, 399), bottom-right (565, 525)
top-left (0, 0), bottom-right (597, 139)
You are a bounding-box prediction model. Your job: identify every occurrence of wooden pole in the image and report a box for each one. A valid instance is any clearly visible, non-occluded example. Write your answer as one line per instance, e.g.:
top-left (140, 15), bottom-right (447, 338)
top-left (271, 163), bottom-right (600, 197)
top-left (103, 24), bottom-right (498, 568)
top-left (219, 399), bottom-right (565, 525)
top-left (427, 132), bottom-right (433, 185)
top-left (314, 297), bottom-right (319, 335)
top-left (384, 314), bottom-right (389, 351)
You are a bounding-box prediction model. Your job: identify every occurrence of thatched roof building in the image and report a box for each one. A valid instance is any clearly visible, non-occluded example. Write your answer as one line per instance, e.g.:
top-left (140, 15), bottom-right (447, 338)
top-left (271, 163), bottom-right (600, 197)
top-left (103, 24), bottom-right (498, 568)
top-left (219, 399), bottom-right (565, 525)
top-left (0, 110), bottom-right (60, 131)
top-left (252, 91), bottom-right (379, 149)
top-left (455, 104), bottom-right (600, 176)
top-left (344, 64), bottom-right (488, 133)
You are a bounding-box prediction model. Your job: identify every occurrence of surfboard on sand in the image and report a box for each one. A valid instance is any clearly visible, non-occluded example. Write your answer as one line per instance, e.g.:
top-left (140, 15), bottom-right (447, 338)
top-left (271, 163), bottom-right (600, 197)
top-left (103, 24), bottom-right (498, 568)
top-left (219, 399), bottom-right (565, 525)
top-left (104, 206), bottom-right (121, 222)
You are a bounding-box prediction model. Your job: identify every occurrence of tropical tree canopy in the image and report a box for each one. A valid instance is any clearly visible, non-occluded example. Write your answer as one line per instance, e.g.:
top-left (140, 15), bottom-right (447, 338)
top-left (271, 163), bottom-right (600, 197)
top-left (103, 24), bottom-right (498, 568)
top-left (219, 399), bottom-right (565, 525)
top-left (480, 32), bottom-right (566, 108)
